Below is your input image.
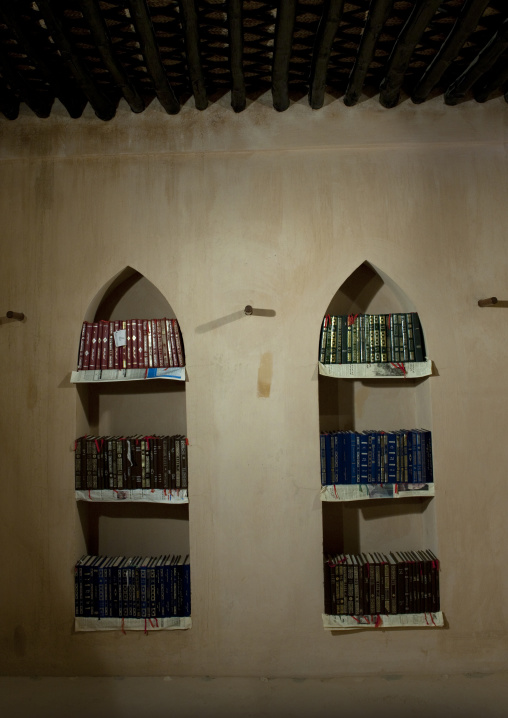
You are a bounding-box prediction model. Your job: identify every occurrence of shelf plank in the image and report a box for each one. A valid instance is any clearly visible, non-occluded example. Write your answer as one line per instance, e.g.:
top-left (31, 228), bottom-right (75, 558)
top-left (75, 616), bottom-right (191, 632)
top-left (75, 489), bottom-right (189, 503)
top-left (323, 612), bottom-right (444, 630)
top-left (318, 360), bottom-right (432, 379)
top-left (320, 484), bottom-right (435, 502)
top-left (70, 367), bottom-right (185, 383)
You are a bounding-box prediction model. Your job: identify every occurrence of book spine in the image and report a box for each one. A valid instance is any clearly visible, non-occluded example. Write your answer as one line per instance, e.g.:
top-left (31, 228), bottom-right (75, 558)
top-left (319, 316), bottom-right (329, 363)
top-left (156, 319), bottom-right (164, 368)
top-left (161, 319), bottom-right (170, 368)
top-left (175, 436), bottom-right (181, 489)
top-left (379, 314), bottom-right (387, 362)
top-left (100, 320), bottom-right (109, 370)
top-left (77, 322), bottom-right (87, 370)
top-left (89, 322), bottom-right (99, 370)
top-left (173, 319), bottom-right (185, 366)
top-left (150, 319), bottom-right (158, 367)
top-left (412, 312), bottom-right (426, 362)
top-left (142, 319), bottom-right (149, 368)
top-left (406, 313), bottom-right (415, 361)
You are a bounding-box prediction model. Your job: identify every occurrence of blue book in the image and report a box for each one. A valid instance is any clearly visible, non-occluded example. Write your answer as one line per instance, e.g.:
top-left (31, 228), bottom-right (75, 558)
top-left (182, 559), bottom-right (191, 617)
top-left (386, 432), bottom-right (397, 483)
top-left (320, 433), bottom-right (327, 486)
top-left (348, 432), bottom-right (358, 484)
top-left (332, 432), bottom-right (339, 484)
top-left (359, 433), bottom-right (369, 483)
top-left (421, 429), bottom-right (434, 483)
top-left (139, 556), bottom-right (151, 619)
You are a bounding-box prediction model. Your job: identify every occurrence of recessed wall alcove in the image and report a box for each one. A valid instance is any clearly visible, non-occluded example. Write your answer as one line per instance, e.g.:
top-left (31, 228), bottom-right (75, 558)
top-left (75, 267), bottom-right (189, 559)
top-left (319, 260), bottom-right (437, 558)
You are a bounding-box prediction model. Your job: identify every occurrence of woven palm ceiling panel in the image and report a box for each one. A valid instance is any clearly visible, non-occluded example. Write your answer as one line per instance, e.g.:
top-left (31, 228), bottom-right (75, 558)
top-left (0, 0), bottom-right (507, 120)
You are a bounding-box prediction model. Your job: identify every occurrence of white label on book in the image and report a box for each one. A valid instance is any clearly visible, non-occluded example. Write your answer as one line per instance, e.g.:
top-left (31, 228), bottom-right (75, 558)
top-left (113, 329), bottom-right (126, 347)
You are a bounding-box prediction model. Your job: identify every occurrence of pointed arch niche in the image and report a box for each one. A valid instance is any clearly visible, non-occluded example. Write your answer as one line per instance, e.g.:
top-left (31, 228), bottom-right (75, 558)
top-left (74, 267), bottom-right (189, 562)
top-left (319, 261), bottom-right (440, 628)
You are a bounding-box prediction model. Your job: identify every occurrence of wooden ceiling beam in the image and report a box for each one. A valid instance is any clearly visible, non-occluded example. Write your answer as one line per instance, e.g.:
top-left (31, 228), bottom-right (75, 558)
top-left (178, 0), bottom-right (208, 110)
top-left (344, 0), bottom-right (394, 107)
top-left (272, 0), bottom-right (297, 111)
top-left (79, 0), bottom-right (145, 113)
top-left (412, 0), bottom-right (490, 104)
top-left (379, 0), bottom-right (442, 108)
top-left (0, 4), bottom-right (87, 118)
top-left (0, 48), bottom-right (53, 118)
top-left (227, 0), bottom-right (246, 112)
top-left (445, 17), bottom-right (508, 105)
top-left (126, 0), bottom-right (180, 114)
top-left (36, 0), bottom-right (117, 120)
top-left (309, 0), bottom-right (345, 110)
top-left (0, 75), bottom-right (20, 120)
top-left (474, 60), bottom-right (508, 103)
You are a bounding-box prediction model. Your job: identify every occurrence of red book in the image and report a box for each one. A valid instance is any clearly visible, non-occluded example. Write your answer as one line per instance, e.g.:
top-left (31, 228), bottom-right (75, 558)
top-left (137, 320), bottom-right (144, 368)
top-left (89, 322), bottom-right (100, 370)
top-left (126, 319), bottom-right (132, 369)
top-left (100, 320), bottom-right (109, 370)
top-left (108, 321), bottom-right (115, 369)
top-left (156, 319), bottom-right (164, 367)
top-left (121, 320), bottom-right (127, 369)
top-left (151, 319), bottom-right (158, 367)
top-left (113, 320), bottom-right (120, 369)
top-left (131, 319), bottom-right (138, 369)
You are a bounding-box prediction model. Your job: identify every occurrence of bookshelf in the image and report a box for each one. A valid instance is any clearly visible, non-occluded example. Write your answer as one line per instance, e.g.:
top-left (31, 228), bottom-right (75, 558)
top-left (73, 268), bottom-right (191, 631)
top-left (319, 261), bottom-right (442, 630)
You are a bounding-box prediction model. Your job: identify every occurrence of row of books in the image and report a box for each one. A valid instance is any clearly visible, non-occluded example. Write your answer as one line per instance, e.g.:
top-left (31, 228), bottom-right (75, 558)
top-left (74, 434), bottom-right (188, 491)
top-left (320, 429), bottom-right (433, 485)
top-left (324, 550), bottom-right (440, 616)
top-left (77, 318), bottom-right (185, 371)
top-left (319, 313), bottom-right (426, 364)
top-left (74, 554), bottom-right (190, 619)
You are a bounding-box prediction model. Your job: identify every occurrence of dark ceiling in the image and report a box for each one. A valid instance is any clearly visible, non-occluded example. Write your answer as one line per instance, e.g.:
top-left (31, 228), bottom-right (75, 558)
top-left (0, 0), bottom-right (507, 121)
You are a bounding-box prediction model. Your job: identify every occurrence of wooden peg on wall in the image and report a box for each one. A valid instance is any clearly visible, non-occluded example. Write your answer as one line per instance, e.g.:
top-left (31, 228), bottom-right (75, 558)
top-left (6, 311), bottom-right (24, 320)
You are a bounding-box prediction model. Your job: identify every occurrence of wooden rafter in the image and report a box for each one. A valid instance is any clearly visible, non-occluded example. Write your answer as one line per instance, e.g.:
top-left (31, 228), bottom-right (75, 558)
top-left (309, 0), bottom-right (345, 110)
top-left (0, 4), bottom-right (86, 118)
top-left (36, 0), bottom-right (117, 121)
top-left (344, 0), bottom-right (394, 107)
top-left (272, 0), bottom-right (297, 111)
top-left (227, 0), bottom-right (245, 112)
top-left (0, 75), bottom-right (20, 120)
top-left (445, 18), bottom-right (508, 105)
top-left (79, 0), bottom-right (145, 114)
top-left (126, 0), bottom-right (180, 115)
top-left (178, 0), bottom-right (208, 111)
top-left (0, 46), bottom-right (53, 118)
top-left (379, 0), bottom-right (442, 108)
top-left (474, 59), bottom-right (508, 103)
top-left (412, 0), bottom-right (491, 104)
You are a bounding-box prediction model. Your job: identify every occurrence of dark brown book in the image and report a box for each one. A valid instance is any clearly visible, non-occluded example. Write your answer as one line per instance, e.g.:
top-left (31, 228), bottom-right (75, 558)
top-left (173, 318), bottom-right (185, 366)
top-left (167, 318), bottom-right (178, 366)
top-left (77, 322), bottom-right (87, 370)
top-left (161, 319), bottom-right (171, 367)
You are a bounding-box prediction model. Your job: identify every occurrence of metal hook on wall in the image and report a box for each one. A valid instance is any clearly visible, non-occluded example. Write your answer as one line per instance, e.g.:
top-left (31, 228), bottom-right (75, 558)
top-left (6, 311), bottom-right (25, 320)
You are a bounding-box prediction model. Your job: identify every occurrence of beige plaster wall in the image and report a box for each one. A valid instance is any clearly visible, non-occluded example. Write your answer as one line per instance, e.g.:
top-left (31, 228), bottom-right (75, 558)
top-left (0, 93), bottom-right (507, 677)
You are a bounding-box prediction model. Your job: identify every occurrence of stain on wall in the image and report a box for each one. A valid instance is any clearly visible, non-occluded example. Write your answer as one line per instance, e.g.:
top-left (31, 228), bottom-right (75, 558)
top-left (257, 352), bottom-right (273, 398)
